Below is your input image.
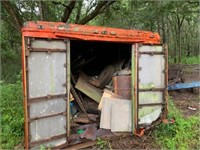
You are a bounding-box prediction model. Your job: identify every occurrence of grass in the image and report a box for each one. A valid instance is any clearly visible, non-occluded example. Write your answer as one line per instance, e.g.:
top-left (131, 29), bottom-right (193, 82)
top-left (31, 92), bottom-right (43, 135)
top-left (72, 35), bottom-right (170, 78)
top-left (0, 81), bottom-right (24, 149)
top-left (168, 55), bottom-right (200, 64)
top-left (152, 97), bottom-right (199, 149)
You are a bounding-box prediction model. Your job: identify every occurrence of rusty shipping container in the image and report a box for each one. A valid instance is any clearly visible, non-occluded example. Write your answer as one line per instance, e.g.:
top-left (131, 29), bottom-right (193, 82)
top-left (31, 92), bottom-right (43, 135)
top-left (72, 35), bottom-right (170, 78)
top-left (21, 21), bottom-right (168, 149)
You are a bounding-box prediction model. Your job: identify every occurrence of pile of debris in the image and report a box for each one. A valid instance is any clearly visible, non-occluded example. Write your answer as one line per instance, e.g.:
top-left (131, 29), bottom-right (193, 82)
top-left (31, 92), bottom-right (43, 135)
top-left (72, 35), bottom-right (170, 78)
top-left (168, 64), bottom-right (200, 93)
top-left (69, 59), bottom-right (133, 146)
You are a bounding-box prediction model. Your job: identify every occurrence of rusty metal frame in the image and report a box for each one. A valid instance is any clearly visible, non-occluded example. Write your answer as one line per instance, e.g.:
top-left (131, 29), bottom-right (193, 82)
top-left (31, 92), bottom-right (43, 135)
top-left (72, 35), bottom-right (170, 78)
top-left (30, 133), bottom-right (67, 147)
top-left (139, 88), bottom-right (165, 92)
top-left (28, 94), bottom-right (66, 103)
top-left (29, 48), bottom-right (66, 52)
top-left (22, 35), bottom-right (29, 149)
top-left (22, 37), bottom-right (70, 149)
top-left (28, 111), bottom-right (67, 122)
top-left (139, 51), bottom-right (165, 55)
top-left (138, 103), bottom-right (164, 107)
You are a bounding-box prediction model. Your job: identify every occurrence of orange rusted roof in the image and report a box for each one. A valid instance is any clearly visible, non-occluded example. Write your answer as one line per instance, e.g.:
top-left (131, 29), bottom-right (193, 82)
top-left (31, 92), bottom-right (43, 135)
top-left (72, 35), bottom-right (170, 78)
top-left (22, 21), bottom-right (160, 44)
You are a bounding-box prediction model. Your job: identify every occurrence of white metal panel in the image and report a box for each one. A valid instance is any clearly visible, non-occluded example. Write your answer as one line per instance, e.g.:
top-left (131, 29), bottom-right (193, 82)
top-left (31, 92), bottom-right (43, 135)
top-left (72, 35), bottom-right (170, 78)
top-left (139, 92), bottom-right (163, 104)
top-left (139, 45), bottom-right (162, 52)
top-left (139, 55), bottom-right (165, 89)
top-left (29, 98), bottom-right (66, 118)
top-left (31, 138), bottom-right (66, 149)
top-left (30, 115), bottom-right (66, 142)
top-left (139, 107), bottom-right (162, 124)
top-left (31, 39), bottom-right (66, 49)
top-left (28, 52), bottom-right (66, 98)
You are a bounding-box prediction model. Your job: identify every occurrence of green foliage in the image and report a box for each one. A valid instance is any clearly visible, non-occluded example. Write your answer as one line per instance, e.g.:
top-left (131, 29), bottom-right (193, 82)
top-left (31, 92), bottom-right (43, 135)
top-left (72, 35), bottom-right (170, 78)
top-left (0, 20), bottom-right (22, 83)
top-left (153, 98), bottom-right (199, 149)
top-left (169, 56), bottom-right (200, 64)
top-left (0, 81), bottom-right (24, 149)
top-left (96, 138), bottom-right (112, 149)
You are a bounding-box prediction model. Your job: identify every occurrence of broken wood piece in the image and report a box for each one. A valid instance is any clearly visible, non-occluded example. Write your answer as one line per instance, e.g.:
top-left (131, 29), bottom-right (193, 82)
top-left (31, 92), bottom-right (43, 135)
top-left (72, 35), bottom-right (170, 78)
top-left (75, 72), bottom-right (102, 103)
top-left (90, 65), bottom-right (115, 88)
top-left (74, 114), bottom-right (99, 123)
top-left (98, 89), bottom-right (122, 110)
top-left (78, 113), bottom-right (99, 122)
top-left (70, 93), bottom-right (74, 101)
top-left (71, 85), bottom-right (88, 116)
top-left (65, 141), bottom-right (96, 150)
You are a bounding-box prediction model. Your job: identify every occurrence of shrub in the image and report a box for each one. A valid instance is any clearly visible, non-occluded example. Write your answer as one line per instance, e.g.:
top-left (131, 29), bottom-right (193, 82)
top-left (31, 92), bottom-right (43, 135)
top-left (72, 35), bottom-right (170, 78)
top-left (0, 81), bottom-right (24, 149)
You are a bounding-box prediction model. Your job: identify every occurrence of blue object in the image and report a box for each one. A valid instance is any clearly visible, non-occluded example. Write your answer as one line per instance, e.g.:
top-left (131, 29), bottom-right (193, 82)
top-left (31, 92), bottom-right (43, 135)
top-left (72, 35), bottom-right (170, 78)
top-left (168, 81), bottom-right (200, 90)
top-left (70, 102), bottom-right (77, 115)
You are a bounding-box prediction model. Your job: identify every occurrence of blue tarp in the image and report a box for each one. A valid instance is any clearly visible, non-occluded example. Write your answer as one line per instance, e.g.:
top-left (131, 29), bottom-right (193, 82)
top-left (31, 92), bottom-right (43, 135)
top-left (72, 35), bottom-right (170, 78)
top-left (168, 81), bottom-right (200, 90)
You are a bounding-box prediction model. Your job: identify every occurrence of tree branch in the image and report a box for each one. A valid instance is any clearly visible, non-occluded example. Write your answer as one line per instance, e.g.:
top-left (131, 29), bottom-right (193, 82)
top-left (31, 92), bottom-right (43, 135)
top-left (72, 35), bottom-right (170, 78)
top-left (79, 0), bottom-right (116, 25)
top-left (1, 1), bottom-right (23, 32)
top-left (38, 0), bottom-right (44, 21)
top-left (62, 0), bottom-right (76, 23)
top-left (75, 0), bottom-right (83, 23)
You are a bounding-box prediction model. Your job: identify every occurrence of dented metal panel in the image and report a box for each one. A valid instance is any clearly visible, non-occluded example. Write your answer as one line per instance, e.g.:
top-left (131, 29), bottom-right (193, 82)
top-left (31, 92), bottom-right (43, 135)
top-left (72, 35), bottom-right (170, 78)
top-left (28, 52), bottom-right (66, 98)
top-left (139, 55), bottom-right (165, 89)
top-left (23, 38), bottom-right (70, 149)
top-left (133, 44), bottom-right (167, 129)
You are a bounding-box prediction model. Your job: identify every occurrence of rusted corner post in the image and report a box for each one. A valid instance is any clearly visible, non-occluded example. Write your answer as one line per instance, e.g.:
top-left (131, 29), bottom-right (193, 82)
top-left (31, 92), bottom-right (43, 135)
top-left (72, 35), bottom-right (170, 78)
top-left (163, 43), bottom-right (168, 118)
top-left (22, 35), bottom-right (29, 149)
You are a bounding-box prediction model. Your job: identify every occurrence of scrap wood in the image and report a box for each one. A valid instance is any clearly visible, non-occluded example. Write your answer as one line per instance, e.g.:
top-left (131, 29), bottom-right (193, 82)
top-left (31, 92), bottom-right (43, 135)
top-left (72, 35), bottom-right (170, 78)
top-left (71, 85), bottom-right (88, 116)
top-left (98, 89), bottom-right (122, 110)
top-left (89, 65), bottom-right (115, 88)
top-left (168, 78), bottom-right (182, 85)
top-left (74, 113), bottom-right (99, 123)
top-left (75, 72), bottom-right (102, 103)
top-left (65, 141), bottom-right (96, 150)
top-left (78, 113), bottom-right (99, 121)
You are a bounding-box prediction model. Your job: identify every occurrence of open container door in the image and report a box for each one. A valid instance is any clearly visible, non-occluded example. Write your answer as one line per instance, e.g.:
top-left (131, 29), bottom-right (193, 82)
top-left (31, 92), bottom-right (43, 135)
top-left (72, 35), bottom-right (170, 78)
top-left (132, 44), bottom-right (168, 133)
top-left (22, 37), bottom-right (71, 149)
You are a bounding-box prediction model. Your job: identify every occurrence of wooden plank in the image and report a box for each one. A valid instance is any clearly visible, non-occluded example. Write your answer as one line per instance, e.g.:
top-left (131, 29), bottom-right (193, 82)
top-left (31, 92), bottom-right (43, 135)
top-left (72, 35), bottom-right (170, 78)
top-left (75, 72), bottom-right (102, 103)
top-left (98, 89), bottom-right (121, 110)
top-left (64, 141), bottom-right (96, 150)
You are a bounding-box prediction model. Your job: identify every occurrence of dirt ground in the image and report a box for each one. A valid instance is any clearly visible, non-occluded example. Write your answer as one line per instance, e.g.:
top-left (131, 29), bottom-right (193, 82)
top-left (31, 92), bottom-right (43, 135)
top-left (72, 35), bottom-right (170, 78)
top-left (169, 89), bottom-right (200, 117)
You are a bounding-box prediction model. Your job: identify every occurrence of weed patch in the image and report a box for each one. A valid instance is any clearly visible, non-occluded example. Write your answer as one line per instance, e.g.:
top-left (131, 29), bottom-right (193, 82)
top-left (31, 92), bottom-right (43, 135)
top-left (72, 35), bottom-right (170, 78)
top-left (153, 98), bottom-right (199, 149)
top-left (0, 81), bottom-right (24, 149)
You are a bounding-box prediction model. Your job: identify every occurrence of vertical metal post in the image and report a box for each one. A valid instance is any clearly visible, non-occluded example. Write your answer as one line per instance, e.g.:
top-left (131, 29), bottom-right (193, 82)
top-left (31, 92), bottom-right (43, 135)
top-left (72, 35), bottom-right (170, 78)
top-left (22, 35), bottom-right (29, 149)
top-left (66, 40), bottom-right (71, 137)
top-left (131, 43), bottom-right (138, 134)
top-left (164, 44), bottom-right (168, 118)
top-left (131, 44), bottom-right (135, 134)
top-left (135, 43), bottom-right (139, 132)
